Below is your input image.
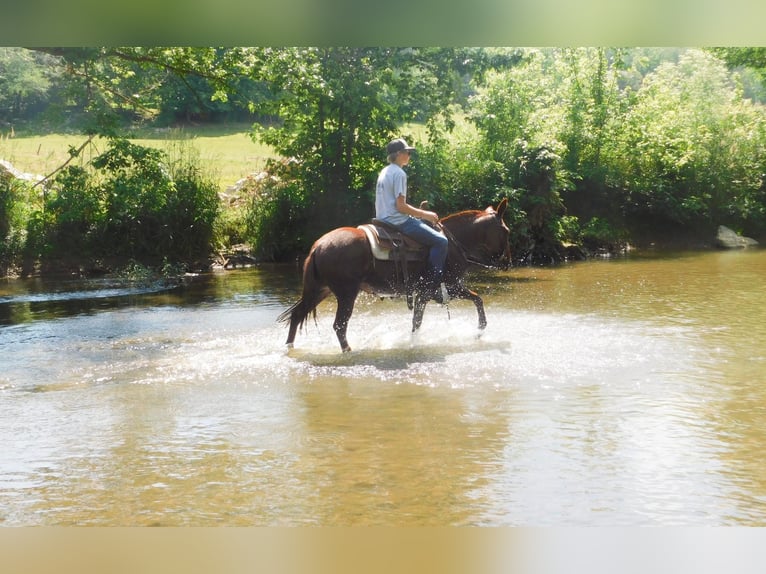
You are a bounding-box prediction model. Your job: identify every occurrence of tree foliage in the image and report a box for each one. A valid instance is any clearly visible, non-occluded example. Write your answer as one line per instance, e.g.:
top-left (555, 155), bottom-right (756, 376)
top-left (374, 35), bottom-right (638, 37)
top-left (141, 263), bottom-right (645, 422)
top-left (18, 136), bottom-right (219, 273)
top-left (443, 48), bottom-right (766, 258)
top-left (3, 46), bottom-right (766, 273)
top-left (608, 50), bottom-right (766, 231)
top-left (245, 47), bottom-right (482, 253)
top-left (25, 47), bottom-right (266, 127)
top-left (0, 47), bottom-right (64, 125)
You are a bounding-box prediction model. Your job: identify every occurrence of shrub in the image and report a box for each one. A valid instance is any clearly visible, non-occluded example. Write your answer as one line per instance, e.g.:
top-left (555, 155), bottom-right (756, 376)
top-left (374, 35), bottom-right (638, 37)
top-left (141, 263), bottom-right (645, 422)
top-left (581, 216), bottom-right (628, 251)
top-left (243, 167), bottom-right (309, 262)
top-left (1, 177), bottom-right (36, 275)
top-left (164, 161), bottom-right (220, 265)
top-left (22, 136), bottom-right (220, 272)
top-left (44, 165), bottom-right (103, 258)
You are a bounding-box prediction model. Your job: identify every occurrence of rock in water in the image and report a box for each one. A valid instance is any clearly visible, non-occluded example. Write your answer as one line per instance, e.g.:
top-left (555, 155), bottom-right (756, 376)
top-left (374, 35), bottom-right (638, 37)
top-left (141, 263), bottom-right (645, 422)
top-left (716, 225), bottom-right (759, 249)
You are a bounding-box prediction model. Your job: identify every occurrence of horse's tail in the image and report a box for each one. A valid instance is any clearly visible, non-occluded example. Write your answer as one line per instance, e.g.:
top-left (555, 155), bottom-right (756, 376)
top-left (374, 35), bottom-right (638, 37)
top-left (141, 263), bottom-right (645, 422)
top-left (278, 247), bottom-right (330, 337)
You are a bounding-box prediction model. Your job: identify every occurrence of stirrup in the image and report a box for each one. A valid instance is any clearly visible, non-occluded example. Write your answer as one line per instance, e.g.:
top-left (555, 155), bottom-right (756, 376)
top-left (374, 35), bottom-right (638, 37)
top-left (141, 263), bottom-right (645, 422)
top-left (431, 282), bottom-right (449, 305)
top-left (437, 282), bottom-right (449, 305)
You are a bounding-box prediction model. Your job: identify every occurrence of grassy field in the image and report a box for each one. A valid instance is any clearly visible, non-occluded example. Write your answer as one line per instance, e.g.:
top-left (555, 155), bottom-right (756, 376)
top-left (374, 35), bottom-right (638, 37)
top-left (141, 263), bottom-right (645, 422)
top-left (0, 123), bottom-right (275, 192)
top-left (0, 117), bottom-right (471, 193)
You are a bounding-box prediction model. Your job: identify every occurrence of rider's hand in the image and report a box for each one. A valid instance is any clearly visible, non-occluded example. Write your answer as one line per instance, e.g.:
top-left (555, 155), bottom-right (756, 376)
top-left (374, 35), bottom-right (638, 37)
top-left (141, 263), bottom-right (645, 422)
top-left (423, 211), bottom-right (439, 224)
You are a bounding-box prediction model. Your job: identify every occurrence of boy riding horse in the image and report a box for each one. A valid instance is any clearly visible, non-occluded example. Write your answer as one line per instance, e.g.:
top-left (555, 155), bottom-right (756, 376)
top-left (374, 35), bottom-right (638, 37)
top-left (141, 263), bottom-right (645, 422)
top-left (375, 138), bottom-right (449, 304)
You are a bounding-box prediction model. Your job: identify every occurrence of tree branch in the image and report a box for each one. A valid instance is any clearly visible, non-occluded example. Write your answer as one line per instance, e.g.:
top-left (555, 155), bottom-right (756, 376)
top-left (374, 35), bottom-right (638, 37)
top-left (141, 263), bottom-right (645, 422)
top-left (33, 134), bottom-right (96, 189)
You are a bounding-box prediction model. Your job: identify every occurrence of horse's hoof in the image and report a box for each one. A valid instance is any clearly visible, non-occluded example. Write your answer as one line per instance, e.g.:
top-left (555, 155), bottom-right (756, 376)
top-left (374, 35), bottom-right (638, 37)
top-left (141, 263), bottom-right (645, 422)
top-left (342, 346), bottom-right (352, 353)
top-left (286, 342), bottom-right (294, 349)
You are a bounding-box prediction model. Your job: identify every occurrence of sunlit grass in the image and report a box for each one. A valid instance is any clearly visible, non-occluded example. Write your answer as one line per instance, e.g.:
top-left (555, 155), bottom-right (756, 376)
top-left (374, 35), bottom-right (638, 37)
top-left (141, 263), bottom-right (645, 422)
top-left (0, 115), bottom-right (475, 192)
top-left (401, 108), bottom-right (478, 145)
top-left (0, 122), bottom-right (275, 191)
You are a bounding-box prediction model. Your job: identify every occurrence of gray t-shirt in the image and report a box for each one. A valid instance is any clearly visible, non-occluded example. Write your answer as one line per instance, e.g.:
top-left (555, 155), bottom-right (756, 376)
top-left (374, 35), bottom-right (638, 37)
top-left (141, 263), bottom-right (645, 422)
top-left (375, 163), bottom-right (409, 225)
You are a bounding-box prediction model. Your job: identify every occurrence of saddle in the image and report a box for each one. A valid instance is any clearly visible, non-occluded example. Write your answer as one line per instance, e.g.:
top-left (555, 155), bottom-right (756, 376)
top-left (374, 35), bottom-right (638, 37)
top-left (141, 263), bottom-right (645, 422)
top-left (358, 220), bottom-right (429, 306)
top-left (357, 219), bottom-right (428, 262)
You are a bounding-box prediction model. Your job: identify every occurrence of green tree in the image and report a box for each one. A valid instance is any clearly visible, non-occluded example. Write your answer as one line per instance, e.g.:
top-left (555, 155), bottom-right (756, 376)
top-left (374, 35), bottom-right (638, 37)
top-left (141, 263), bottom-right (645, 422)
top-left (610, 49), bottom-right (766, 234)
top-left (465, 49), bottom-right (576, 261)
top-left (248, 47), bottom-right (477, 255)
top-left (0, 47), bottom-right (63, 124)
top-left (710, 48), bottom-right (766, 81)
top-left (31, 47), bottom-right (255, 126)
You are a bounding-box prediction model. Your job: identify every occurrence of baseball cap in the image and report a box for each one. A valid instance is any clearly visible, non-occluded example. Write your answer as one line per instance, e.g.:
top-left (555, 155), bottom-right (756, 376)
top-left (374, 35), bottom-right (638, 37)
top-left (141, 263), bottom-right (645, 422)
top-left (386, 138), bottom-right (416, 155)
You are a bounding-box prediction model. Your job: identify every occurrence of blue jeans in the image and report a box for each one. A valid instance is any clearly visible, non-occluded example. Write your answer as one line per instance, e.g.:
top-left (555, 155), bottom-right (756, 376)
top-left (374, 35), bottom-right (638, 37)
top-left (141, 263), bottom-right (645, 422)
top-left (396, 217), bottom-right (449, 275)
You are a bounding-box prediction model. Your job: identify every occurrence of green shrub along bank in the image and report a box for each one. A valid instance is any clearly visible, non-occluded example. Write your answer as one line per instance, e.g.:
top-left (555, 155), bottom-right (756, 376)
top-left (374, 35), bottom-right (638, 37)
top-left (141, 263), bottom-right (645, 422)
top-left (2, 136), bottom-right (219, 276)
top-left (0, 175), bottom-right (32, 277)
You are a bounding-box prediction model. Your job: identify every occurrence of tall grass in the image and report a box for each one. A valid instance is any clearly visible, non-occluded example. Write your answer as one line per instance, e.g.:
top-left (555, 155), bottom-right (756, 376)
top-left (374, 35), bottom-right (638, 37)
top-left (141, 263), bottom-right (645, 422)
top-left (0, 123), bottom-right (275, 192)
top-left (0, 119), bottom-right (470, 194)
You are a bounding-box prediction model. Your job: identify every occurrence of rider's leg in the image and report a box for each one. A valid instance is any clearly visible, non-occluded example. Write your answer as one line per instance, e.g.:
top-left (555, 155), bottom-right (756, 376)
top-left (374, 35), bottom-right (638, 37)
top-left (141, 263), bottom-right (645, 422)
top-left (397, 218), bottom-right (449, 303)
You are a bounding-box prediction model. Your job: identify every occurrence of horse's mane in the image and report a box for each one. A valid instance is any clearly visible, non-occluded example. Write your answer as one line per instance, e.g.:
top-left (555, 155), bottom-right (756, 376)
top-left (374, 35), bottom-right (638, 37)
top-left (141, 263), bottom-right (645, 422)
top-left (441, 209), bottom-right (484, 223)
top-left (441, 208), bottom-right (496, 225)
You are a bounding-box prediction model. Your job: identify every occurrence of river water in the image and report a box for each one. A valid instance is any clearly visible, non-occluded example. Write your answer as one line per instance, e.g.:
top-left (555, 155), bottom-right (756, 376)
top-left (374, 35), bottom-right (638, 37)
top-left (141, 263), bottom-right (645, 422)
top-left (1, 249), bottom-right (765, 526)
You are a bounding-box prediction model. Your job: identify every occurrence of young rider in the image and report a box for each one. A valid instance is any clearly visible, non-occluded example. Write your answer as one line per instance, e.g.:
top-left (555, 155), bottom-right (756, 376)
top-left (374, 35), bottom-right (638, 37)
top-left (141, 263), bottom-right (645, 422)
top-left (374, 138), bottom-right (449, 304)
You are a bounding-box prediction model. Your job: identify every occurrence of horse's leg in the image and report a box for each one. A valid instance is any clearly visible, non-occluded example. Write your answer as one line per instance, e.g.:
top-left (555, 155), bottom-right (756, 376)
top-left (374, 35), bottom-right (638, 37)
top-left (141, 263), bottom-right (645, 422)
top-left (411, 291), bottom-right (428, 332)
top-left (333, 288), bottom-right (359, 352)
top-left (286, 310), bottom-right (300, 348)
top-left (451, 285), bottom-right (487, 331)
top-left (284, 286), bottom-right (331, 349)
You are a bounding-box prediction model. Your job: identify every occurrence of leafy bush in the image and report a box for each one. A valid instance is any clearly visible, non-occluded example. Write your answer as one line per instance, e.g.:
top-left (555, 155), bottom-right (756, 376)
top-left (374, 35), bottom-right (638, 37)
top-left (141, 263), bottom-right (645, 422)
top-left (243, 166), bottom-right (309, 261)
top-left (0, 177), bottom-right (32, 274)
top-left (580, 217), bottom-right (628, 251)
top-left (91, 138), bottom-right (176, 261)
top-left (21, 136), bottom-right (220, 272)
top-left (44, 165), bottom-right (102, 258)
top-left (0, 175), bottom-right (13, 251)
top-left (164, 160), bottom-right (220, 264)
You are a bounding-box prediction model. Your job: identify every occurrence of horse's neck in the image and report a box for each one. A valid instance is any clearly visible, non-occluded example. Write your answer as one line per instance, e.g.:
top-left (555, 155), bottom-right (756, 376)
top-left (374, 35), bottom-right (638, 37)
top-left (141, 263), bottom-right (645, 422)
top-left (442, 212), bottom-right (484, 268)
top-left (442, 211), bottom-right (481, 244)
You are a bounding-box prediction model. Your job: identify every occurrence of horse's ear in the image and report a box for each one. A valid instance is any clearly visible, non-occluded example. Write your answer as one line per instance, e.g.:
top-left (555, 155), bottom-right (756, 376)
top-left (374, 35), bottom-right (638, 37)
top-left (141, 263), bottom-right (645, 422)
top-left (496, 198), bottom-right (508, 219)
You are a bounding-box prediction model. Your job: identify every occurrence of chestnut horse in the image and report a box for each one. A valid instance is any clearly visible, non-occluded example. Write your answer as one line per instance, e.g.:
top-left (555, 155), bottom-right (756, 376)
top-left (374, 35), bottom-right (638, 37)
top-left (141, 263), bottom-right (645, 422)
top-left (279, 198), bottom-right (510, 352)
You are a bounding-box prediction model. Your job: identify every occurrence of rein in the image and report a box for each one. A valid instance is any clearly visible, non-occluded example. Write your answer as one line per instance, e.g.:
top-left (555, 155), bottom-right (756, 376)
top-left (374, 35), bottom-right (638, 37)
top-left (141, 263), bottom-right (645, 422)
top-left (438, 221), bottom-right (505, 270)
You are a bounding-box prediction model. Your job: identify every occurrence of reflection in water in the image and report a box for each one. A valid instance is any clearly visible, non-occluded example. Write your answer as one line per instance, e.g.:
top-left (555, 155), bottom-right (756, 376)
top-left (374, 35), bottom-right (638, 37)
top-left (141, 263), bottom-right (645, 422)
top-left (1, 251), bottom-right (766, 525)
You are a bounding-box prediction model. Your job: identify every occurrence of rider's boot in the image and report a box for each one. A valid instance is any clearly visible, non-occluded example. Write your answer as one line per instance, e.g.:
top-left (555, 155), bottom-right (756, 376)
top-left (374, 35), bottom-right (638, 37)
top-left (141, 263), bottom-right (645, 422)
top-left (418, 267), bottom-right (449, 305)
top-left (432, 274), bottom-right (449, 305)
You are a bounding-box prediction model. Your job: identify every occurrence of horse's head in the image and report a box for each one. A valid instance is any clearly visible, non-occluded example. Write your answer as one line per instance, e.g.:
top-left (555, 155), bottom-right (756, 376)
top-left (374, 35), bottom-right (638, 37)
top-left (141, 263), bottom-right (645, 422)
top-left (442, 198), bottom-right (511, 268)
top-left (477, 198), bottom-right (511, 266)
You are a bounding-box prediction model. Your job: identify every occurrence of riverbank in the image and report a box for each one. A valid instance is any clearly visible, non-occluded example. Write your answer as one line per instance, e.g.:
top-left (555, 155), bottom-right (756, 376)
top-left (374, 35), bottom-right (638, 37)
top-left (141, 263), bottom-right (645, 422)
top-left (4, 238), bottom-right (759, 281)
top-left (2, 126), bottom-right (762, 280)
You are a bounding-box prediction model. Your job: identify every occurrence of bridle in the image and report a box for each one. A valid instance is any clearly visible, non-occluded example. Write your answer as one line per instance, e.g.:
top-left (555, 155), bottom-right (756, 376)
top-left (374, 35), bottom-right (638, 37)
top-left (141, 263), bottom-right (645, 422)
top-left (437, 220), bottom-right (510, 271)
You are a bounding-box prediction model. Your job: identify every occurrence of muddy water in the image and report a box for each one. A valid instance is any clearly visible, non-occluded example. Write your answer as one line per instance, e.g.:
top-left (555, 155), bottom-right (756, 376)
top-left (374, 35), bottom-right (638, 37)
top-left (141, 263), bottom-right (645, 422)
top-left (1, 249), bottom-right (765, 525)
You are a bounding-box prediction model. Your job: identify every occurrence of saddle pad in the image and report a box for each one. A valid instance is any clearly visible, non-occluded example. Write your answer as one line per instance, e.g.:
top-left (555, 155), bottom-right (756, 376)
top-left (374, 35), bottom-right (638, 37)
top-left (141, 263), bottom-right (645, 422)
top-left (358, 223), bottom-right (427, 261)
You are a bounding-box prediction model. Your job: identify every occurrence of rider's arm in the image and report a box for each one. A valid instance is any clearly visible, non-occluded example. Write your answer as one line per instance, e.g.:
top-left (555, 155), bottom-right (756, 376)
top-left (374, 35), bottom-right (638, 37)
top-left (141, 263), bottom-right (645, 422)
top-left (396, 194), bottom-right (439, 224)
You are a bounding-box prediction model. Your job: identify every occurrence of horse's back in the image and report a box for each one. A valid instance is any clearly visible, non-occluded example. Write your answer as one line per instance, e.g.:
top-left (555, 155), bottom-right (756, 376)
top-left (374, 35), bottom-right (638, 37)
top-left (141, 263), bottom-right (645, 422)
top-left (309, 227), bottom-right (373, 282)
top-left (311, 227), bottom-right (370, 258)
